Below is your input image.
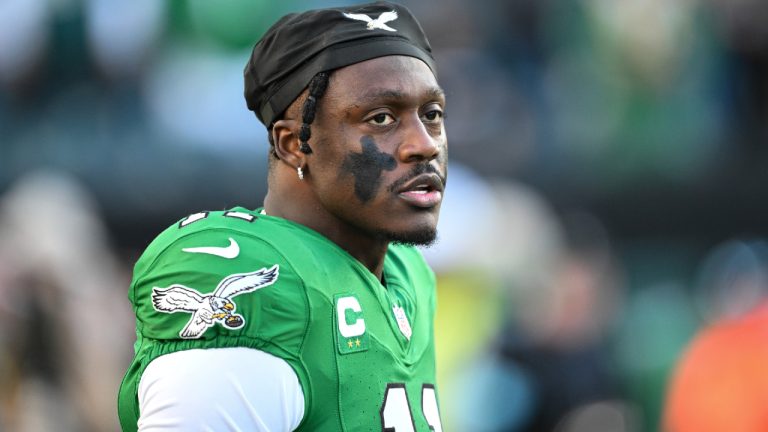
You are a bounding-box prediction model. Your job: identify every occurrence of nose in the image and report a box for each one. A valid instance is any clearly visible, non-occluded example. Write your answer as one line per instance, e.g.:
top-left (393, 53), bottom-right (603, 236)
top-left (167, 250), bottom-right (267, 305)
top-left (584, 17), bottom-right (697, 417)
top-left (397, 115), bottom-right (441, 163)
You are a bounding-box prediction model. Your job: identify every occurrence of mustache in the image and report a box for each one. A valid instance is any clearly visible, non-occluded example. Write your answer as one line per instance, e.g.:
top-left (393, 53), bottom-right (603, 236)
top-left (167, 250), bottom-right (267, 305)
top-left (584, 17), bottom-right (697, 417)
top-left (387, 163), bottom-right (446, 193)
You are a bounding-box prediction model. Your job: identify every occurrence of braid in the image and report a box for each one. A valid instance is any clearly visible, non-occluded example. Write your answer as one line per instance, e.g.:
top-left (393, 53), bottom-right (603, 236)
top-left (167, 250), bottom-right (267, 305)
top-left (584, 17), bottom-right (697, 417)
top-left (298, 72), bottom-right (330, 154)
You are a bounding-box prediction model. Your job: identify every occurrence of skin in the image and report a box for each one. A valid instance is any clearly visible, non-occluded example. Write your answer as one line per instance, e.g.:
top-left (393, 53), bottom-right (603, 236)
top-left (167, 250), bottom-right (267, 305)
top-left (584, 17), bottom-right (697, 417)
top-left (265, 55), bottom-right (447, 279)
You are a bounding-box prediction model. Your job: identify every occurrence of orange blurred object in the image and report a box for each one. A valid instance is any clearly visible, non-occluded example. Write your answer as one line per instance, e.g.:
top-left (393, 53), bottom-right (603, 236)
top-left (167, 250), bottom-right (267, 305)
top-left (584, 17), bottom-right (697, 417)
top-left (664, 303), bottom-right (768, 432)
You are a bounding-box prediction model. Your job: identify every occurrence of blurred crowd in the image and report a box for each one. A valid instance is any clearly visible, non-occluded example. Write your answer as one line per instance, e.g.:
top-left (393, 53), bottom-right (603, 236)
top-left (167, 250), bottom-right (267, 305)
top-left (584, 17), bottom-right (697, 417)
top-left (1, 0), bottom-right (768, 431)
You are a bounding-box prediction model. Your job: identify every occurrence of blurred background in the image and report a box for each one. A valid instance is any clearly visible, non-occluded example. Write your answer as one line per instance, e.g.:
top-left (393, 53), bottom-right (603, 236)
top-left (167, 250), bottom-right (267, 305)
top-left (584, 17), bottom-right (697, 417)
top-left (1, 0), bottom-right (767, 430)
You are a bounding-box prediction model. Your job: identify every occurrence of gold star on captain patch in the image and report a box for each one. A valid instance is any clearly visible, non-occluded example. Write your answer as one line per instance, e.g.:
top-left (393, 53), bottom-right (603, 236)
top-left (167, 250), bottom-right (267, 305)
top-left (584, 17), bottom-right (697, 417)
top-left (347, 340), bottom-right (354, 348)
top-left (355, 338), bottom-right (361, 347)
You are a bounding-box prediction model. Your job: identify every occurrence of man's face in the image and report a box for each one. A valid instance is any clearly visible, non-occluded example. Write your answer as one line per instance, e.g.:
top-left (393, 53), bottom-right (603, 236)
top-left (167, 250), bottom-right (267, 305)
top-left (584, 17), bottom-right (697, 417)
top-left (307, 55), bottom-right (447, 246)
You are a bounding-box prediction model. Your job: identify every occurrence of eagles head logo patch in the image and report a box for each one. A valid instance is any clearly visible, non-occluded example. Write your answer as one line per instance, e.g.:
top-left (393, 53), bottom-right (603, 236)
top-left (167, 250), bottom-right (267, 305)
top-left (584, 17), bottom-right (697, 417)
top-left (342, 10), bottom-right (398, 32)
top-left (151, 265), bottom-right (279, 339)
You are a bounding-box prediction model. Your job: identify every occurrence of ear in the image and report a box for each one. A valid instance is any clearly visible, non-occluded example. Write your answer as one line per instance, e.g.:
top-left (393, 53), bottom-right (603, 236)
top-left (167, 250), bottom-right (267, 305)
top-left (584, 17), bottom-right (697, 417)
top-left (271, 119), bottom-right (305, 169)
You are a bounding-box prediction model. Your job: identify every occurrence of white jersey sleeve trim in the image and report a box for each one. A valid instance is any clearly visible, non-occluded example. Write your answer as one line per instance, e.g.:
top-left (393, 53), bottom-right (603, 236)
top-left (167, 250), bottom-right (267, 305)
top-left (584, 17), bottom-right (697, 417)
top-left (137, 347), bottom-right (305, 432)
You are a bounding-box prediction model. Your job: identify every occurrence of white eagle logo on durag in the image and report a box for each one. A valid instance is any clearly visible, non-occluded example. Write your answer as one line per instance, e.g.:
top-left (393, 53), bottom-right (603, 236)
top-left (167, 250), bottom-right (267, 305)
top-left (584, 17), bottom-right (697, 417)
top-left (342, 10), bottom-right (398, 32)
top-left (151, 265), bottom-right (279, 339)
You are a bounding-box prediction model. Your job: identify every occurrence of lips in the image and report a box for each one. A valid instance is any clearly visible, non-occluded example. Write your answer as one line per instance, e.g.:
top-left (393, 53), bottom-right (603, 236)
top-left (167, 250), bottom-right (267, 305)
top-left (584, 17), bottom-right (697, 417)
top-left (396, 173), bottom-right (444, 208)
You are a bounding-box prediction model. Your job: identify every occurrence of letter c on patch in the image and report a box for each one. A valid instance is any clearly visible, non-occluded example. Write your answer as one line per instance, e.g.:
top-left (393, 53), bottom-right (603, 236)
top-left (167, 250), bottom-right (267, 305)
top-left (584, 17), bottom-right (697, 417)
top-left (337, 296), bottom-right (365, 338)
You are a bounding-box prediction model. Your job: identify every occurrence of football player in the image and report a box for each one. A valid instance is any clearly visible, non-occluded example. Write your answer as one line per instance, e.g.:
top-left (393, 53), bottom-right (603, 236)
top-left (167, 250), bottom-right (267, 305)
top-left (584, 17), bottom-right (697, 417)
top-left (118, 2), bottom-right (447, 431)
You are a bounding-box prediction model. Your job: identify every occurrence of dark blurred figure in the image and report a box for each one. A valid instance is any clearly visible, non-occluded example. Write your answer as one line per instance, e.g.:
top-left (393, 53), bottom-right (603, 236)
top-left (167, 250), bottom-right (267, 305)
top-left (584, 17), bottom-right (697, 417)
top-left (709, 0), bottom-right (768, 153)
top-left (497, 212), bottom-right (628, 431)
top-left (476, 214), bottom-right (635, 432)
top-left (0, 171), bottom-right (131, 432)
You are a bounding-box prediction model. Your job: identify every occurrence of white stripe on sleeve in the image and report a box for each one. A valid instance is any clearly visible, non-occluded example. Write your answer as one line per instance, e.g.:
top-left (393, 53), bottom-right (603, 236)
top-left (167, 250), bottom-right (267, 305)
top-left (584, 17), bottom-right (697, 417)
top-left (137, 347), bottom-right (305, 431)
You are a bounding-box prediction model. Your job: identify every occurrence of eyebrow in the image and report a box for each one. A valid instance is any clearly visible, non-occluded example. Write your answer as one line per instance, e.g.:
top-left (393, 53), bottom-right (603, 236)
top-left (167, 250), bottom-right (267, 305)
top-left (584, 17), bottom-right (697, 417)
top-left (352, 86), bottom-right (446, 106)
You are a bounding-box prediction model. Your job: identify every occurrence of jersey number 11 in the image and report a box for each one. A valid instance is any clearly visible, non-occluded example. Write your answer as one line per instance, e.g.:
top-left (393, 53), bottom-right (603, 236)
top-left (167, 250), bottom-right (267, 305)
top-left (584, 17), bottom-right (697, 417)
top-left (380, 383), bottom-right (442, 431)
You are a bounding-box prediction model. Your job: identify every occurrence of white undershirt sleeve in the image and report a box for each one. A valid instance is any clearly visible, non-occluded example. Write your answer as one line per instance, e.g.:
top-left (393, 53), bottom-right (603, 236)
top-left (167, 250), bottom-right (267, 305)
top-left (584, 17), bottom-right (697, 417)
top-left (137, 347), bottom-right (305, 432)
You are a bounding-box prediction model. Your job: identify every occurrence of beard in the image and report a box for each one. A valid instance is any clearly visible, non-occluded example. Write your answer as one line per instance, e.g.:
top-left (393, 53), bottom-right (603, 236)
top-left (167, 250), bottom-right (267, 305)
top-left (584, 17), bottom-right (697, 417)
top-left (380, 225), bottom-right (438, 248)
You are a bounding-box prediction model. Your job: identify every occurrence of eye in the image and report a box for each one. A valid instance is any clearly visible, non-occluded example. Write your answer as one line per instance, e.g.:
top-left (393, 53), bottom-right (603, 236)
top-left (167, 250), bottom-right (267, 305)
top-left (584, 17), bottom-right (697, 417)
top-left (367, 113), bottom-right (395, 126)
top-left (421, 109), bottom-right (444, 123)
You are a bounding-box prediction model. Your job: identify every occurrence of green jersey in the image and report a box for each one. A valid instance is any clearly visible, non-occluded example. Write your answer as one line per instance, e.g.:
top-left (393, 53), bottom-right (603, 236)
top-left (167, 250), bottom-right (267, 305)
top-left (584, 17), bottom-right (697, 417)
top-left (118, 207), bottom-right (443, 431)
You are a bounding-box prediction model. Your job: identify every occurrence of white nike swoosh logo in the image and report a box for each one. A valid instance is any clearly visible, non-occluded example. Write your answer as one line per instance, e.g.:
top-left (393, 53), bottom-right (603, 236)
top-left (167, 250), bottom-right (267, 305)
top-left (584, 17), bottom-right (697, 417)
top-left (182, 237), bottom-right (240, 259)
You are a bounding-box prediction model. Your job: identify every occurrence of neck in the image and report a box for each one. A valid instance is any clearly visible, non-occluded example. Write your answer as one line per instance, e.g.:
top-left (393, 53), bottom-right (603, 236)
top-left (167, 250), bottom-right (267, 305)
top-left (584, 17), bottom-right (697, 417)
top-left (264, 186), bottom-right (389, 280)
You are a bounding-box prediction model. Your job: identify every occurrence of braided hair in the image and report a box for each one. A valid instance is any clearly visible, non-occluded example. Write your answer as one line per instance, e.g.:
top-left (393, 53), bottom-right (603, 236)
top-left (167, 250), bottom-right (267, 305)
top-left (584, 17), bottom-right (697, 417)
top-left (297, 72), bottom-right (330, 154)
top-left (268, 71), bottom-right (330, 158)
